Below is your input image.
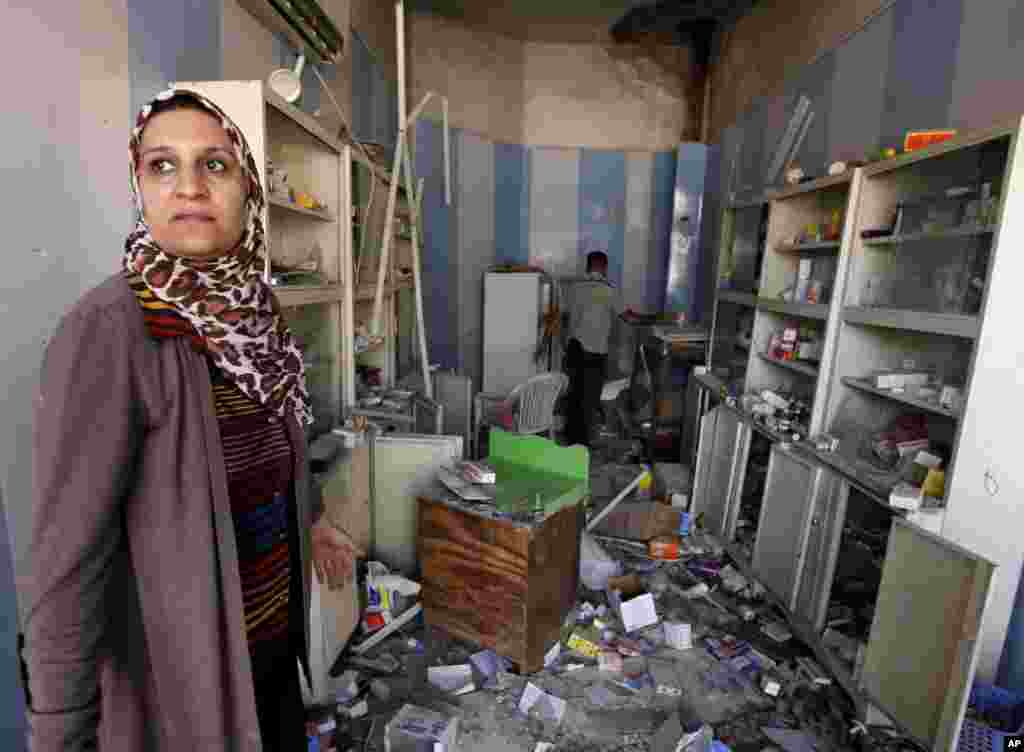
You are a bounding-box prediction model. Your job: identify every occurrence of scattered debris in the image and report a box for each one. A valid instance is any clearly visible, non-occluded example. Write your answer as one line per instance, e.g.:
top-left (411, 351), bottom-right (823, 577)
top-left (518, 682), bottom-right (567, 725)
top-left (427, 664), bottom-right (475, 695)
top-left (386, 704), bottom-right (459, 752)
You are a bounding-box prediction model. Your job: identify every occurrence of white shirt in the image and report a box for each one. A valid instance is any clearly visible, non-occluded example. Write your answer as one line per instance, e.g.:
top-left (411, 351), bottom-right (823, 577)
top-left (567, 274), bottom-right (619, 355)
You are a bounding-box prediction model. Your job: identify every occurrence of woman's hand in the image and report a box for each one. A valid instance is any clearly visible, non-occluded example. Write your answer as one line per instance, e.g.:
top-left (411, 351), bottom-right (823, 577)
top-left (311, 518), bottom-right (364, 590)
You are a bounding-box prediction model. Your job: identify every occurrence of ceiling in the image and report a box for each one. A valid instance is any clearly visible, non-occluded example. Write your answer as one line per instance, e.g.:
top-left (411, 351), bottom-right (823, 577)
top-left (405, 1), bottom-right (760, 59)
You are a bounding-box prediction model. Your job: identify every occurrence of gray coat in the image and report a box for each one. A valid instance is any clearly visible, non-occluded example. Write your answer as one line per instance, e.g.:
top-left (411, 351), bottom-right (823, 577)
top-left (21, 274), bottom-right (320, 751)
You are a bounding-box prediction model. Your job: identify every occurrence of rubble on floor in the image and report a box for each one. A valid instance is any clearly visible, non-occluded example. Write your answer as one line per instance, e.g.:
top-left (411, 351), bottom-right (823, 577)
top-left (312, 437), bottom-right (923, 752)
top-left (311, 522), bottom-right (880, 752)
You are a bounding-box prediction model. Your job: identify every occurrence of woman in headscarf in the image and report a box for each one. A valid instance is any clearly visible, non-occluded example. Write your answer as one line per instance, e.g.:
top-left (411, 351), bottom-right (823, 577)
top-left (21, 88), bottom-right (362, 751)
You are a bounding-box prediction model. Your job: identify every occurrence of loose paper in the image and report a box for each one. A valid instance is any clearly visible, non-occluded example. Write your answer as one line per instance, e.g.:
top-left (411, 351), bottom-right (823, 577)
top-left (428, 664), bottom-right (475, 695)
top-left (664, 622), bottom-right (693, 651)
top-left (620, 593), bottom-right (659, 633)
top-left (470, 649), bottom-right (507, 687)
top-left (587, 684), bottom-right (616, 707)
top-left (544, 642), bottom-right (561, 668)
top-left (519, 682), bottom-right (566, 724)
top-left (437, 467), bottom-right (492, 501)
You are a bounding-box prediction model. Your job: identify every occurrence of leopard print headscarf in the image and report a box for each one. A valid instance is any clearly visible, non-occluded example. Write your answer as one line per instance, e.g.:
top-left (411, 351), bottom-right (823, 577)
top-left (125, 88), bottom-right (313, 426)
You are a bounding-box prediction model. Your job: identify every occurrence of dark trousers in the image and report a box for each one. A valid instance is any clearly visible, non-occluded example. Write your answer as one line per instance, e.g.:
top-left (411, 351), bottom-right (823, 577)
top-left (565, 338), bottom-right (607, 447)
top-left (253, 652), bottom-right (306, 751)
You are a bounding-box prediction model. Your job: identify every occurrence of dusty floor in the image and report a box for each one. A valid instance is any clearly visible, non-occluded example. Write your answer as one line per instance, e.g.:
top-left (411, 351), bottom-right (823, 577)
top-left (325, 437), bottom-right (864, 752)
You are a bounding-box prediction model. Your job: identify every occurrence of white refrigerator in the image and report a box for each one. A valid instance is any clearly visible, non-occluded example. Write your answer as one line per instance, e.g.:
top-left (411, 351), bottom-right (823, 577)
top-left (482, 272), bottom-right (546, 395)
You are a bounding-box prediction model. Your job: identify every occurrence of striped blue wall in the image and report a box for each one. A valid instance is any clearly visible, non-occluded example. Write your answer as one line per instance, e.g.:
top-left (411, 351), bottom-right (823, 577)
top-left (494, 143), bottom-right (531, 266)
top-left (578, 150), bottom-right (627, 288)
top-left (415, 119), bottom-right (680, 377)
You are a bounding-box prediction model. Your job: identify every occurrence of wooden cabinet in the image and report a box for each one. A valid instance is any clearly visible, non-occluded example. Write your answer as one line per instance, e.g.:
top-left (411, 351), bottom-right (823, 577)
top-left (417, 497), bottom-right (582, 674)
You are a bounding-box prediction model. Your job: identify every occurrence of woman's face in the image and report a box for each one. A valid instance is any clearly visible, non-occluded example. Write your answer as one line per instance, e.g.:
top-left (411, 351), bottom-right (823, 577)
top-left (136, 107), bottom-right (247, 259)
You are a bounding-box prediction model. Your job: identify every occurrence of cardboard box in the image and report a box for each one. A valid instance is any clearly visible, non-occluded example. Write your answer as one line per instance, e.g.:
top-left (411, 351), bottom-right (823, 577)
top-left (592, 501), bottom-right (682, 541)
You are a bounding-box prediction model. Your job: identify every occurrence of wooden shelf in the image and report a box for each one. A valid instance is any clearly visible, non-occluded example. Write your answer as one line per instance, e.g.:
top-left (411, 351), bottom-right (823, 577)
top-left (758, 352), bottom-right (819, 378)
top-left (756, 298), bottom-right (829, 320)
top-left (269, 196), bottom-right (335, 221)
top-left (263, 87), bottom-right (344, 154)
top-left (842, 377), bottom-right (959, 419)
top-left (765, 171), bottom-right (854, 201)
top-left (274, 284), bottom-right (344, 307)
top-left (775, 240), bottom-right (841, 255)
top-left (863, 225), bottom-right (996, 246)
top-left (718, 289), bottom-right (758, 307)
top-left (842, 306), bottom-right (980, 339)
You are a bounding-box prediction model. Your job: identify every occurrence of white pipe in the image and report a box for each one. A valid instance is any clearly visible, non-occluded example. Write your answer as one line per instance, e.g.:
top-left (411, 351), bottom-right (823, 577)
top-left (442, 97), bottom-right (451, 206)
top-left (585, 466), bottom-right (650, 532)
top-left (396, 1), bottom-right (406, 128)
top-left (351, 603), bottom-right (422, 655)
top-left (406, 92), bottom-right (434, 129)
top-left (370, 127), bottom-right (405, 335)
top-left (402, 141), bottom-right (432, 399)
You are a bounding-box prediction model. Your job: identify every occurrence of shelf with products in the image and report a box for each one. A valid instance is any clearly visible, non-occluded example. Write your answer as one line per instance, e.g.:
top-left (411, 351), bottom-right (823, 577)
top-left (745, 311), bottom-right (825, 432)
top-left (269, 195), bottom-right (336, 221)
top-left (845, 132), bottom-right (1009, 319)
top-left (841, 377), bottom-right (959, 420)
top-left (757, 352), bottom-right (819, 379)
top-left (759, 174), bottom-right (855, 307)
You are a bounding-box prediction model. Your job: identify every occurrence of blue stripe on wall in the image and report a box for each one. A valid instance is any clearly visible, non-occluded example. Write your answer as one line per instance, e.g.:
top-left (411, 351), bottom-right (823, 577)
top-left (647, 150), bottom-right (677, 313)
top-left (415, 119), bottom-right (457, 369)
top-left (578, 150), bottom-right (627, 288)
top-left (454, 130), bottom-right (496, 389)
top-left (494, 142), bottom-right (531, 266)
top-left (126, 0), bottom-right (222, 117)
top-left (879, 0), bottom-right (966, 150)
top-left (666, 144), bottom-right (707, 320)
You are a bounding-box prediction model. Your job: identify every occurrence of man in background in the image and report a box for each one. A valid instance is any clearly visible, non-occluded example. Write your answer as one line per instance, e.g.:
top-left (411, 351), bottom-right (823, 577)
top-left (564, 251), bottom-right (619, 447)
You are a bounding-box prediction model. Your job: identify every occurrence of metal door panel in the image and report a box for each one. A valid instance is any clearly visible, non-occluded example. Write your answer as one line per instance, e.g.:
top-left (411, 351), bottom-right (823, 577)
top-left (795, 470), bottom-right (848, 631)
top-left (722, 423), bottom-right (753, 541)
top-left (753, 446), bottom-right (822, 610)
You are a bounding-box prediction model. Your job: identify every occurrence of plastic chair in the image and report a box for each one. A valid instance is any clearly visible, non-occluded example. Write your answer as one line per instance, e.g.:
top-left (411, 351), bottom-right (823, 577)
top-left (473, 372), bottom-right (569, 458)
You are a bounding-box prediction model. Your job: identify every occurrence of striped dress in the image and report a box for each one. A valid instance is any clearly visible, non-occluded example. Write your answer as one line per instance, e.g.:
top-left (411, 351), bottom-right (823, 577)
top-left (127, 272), bottom-right (301, 678)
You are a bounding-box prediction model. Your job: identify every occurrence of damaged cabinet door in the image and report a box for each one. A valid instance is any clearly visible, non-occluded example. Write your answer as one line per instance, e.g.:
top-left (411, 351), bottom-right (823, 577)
top-left (859, 520), bottom-right (995, 752)
top-left (691, 406), bottom-right (750, 539)
top-left (752, 444), bottom-right (824, 611)
top-left (793, 469), bottom-right (848, 632)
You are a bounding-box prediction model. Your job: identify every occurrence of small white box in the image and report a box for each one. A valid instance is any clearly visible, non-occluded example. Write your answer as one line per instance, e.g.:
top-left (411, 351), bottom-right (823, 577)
top-left (874, 371), bottom-right (929, 390)
top-left (620, 593), bottom-right (659, 633)
top-left (664, 622), bottom-right (693, 650)
top-left (889, 482), bottom-right (923, 511)
top-left (386, 704), bottom-right (459, 752)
